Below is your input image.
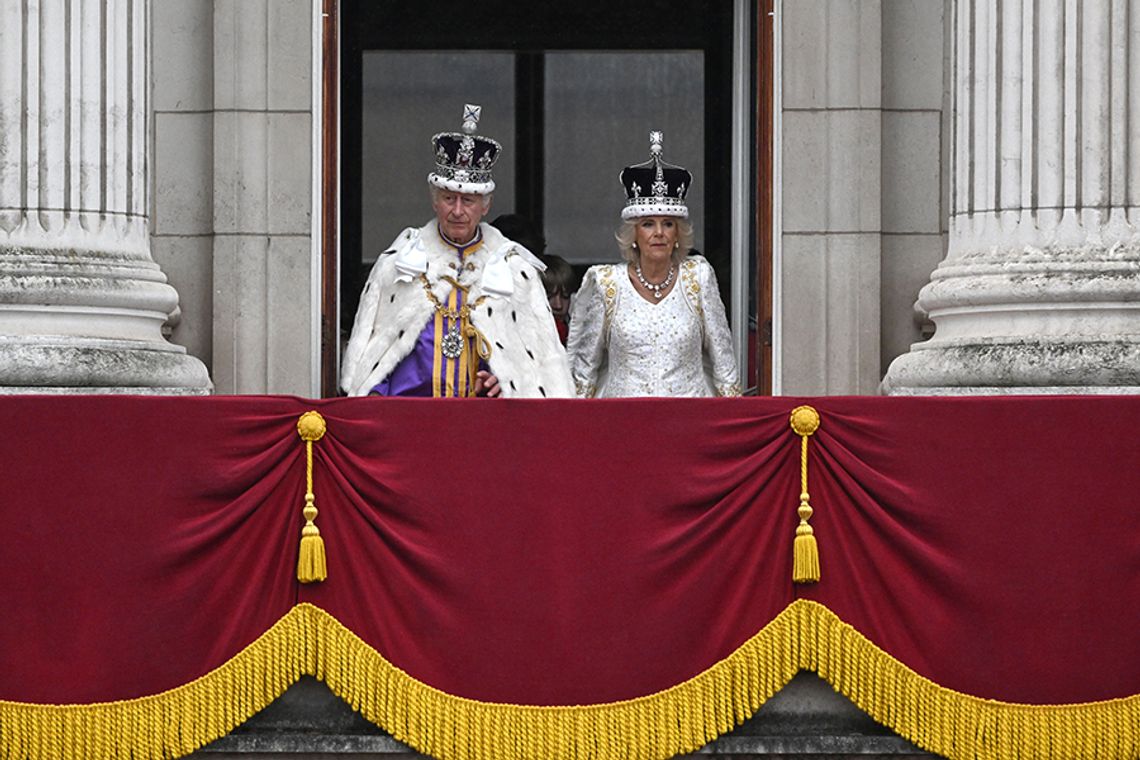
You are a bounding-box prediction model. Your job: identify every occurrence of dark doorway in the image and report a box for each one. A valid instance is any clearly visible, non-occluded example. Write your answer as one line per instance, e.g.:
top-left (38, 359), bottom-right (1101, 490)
top-left (329, 0), bottom-right (764, 395)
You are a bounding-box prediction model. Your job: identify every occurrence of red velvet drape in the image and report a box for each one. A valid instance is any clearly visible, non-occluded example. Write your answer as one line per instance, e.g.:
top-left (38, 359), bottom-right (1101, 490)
top-left (2, 396), bottom-right (1137, 707)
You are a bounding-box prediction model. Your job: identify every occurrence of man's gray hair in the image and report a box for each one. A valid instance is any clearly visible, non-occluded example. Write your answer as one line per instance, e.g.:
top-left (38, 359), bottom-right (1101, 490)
top-left (429, 185), bottom-right (493, 210)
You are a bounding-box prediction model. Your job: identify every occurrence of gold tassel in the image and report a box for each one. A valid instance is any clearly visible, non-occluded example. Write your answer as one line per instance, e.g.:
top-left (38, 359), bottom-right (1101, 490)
top-left (793, 528), bottom-right (819, 583)
top-left (789, 406), bottom-right (821, 583)
top-left (296, 411), bottom-right (328, 583)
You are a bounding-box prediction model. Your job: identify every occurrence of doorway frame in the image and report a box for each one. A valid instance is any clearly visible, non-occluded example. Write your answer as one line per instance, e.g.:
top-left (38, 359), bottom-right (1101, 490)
top-left (317, 1), bottom-right (774, 397)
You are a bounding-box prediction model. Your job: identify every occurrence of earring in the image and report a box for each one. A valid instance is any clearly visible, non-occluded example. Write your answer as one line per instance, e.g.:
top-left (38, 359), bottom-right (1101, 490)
top-left (674, 242), bottom-right (679, 249)
top-left (632, 242), bottom-right (638, 248)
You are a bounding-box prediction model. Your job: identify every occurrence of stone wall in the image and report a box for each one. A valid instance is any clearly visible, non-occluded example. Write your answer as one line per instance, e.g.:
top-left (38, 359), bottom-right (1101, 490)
top-left (194, 674), bottom-right (935, 758)
top-left (878, 0), bottom-right (947, 380)
top-left (151, 0), bottom-right (316, 395)
top-left (778, 0), bottom-right (948, 394)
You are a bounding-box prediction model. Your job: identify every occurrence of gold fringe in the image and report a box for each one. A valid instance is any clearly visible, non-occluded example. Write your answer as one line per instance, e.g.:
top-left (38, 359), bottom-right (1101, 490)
top-left (2, 602), bottom-right (1137, 760)
top-left (0, 605), bottom-right (314, 760)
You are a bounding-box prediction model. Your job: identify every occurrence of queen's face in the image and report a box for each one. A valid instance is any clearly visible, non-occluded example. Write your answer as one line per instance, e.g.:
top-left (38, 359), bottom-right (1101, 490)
top-left (633, 216), bottom-right (678, 262)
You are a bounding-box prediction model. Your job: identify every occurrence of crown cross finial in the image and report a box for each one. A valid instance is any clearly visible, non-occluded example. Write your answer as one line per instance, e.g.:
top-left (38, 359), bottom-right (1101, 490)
top-left (462, 104), bottom-right (482, 134)
top-left (649, 131), bottom-right (663, 155)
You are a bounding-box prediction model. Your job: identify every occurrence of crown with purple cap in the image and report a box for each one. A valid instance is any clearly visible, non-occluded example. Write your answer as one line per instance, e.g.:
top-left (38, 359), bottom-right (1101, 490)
top-left (429, 104), bottom-right (502, 195)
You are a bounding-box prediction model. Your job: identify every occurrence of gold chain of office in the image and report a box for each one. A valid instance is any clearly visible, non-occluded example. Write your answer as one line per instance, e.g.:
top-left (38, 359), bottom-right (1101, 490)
top-left (419, 275), bottom-right (492, 361)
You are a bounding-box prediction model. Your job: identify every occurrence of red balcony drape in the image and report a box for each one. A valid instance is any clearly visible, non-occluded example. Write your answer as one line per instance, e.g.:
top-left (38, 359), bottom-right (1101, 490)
top-left (1, 396), bottom-right (1137, 760)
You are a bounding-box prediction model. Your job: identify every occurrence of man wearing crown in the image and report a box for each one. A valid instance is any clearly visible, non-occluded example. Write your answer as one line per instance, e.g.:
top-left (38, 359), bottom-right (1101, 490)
top-left (341, 105), bottom-right (573, 398)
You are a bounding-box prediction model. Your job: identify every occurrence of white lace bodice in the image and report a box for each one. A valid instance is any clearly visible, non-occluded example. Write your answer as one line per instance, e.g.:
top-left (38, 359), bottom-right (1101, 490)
top-left (601, 274), bottom-right (707, 396)
top-left (567, 256), bottom-right (740, 398)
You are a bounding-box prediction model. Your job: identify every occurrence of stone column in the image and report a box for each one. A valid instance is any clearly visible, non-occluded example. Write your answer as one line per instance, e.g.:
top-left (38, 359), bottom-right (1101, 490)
top-left (882, 0), bottom-right (1140, 394)
top-left (0, 0), bottom-right (210, 393)
top-left (779, 0), bottom-right (882, 395)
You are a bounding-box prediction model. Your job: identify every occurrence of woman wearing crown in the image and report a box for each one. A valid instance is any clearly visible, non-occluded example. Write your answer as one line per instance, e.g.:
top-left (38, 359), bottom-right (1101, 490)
top-left (566, 133), bottom-right (740, 398)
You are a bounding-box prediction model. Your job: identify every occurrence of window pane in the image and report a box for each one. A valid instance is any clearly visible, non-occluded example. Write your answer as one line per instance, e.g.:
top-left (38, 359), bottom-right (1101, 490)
top-left (544, 52), bottom-right (704, 265)
top-left (360, 52), bottom-right (515, 264)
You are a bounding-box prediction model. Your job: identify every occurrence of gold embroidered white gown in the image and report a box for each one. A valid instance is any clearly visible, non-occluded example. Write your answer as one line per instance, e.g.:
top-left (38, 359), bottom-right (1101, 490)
top-left (567, 256), bottom-right (740, 398)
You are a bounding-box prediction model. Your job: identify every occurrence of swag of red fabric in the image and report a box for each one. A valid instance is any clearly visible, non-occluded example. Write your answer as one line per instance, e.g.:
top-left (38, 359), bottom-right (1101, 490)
top-left (1, 395), bottom-right (1137, 708)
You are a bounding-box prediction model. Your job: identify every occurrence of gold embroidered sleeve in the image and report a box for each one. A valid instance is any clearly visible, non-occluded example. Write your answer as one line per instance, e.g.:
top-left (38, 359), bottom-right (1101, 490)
top-left (695, 259), bottom-right (740, 396)
top-left (566, 267), bottom-right (610, 398)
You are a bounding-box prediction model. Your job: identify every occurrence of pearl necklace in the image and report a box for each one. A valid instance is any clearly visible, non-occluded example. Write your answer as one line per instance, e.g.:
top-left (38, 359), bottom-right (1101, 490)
top-left (634, 262), bottom-right (676, 299)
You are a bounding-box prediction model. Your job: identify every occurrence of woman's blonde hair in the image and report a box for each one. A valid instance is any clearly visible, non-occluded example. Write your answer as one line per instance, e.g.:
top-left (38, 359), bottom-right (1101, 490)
top-left (614, 218), bottom-right (695, 263)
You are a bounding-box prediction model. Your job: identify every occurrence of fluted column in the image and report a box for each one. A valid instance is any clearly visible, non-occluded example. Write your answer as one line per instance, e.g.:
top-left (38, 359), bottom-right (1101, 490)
top-left (0, 0), bottom-right (210, 392)
top-left (883, 0), bottom-right (1140, 394)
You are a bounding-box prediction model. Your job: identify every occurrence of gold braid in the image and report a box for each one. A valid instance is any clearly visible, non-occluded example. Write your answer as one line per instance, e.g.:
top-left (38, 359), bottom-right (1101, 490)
top-left (419, 275), bottom-right (493, 392)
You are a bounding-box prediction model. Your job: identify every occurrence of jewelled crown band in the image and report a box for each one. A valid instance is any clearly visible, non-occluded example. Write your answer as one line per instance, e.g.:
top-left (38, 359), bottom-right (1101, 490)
top-left (429, 104), bottom-right (502, 195)
top-left (620, 131), bottom-right (692, 220)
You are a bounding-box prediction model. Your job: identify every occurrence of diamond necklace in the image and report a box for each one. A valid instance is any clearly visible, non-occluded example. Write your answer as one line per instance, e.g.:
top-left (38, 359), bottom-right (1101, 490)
top-left (634, 262), bottom-right (676, 299)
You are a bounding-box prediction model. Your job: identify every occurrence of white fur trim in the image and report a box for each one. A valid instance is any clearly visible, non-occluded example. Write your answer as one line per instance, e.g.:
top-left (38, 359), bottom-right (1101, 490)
top-left (480, 248), bottom-right (515, 297)
top-left (622, 202), bottom-right (689, 220)
top-left (507, 242), bottom-right (546, 272)
top-left (392, 234), bottom-right (427, 282)
top-left (428, 173), bottom-right (495, 195)
top-left (340, 220), bottom-right (573, 398)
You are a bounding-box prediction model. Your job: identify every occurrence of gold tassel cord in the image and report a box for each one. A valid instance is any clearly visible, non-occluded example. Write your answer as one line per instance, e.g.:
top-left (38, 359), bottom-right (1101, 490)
top-left (296, 411), bottom-right (328, 583)
top-left (3, 601), bottom-right (1136, 760)
top-left (462, 314), bottom-right (493, 394)
top-left (463, 318), bottom-right (493, 362)
top-left (789, 405), bottom-right (821, 583)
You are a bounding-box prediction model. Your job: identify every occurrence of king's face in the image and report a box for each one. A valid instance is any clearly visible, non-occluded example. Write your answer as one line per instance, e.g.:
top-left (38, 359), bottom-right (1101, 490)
top-left (433, 190), bottom-right (489, 246)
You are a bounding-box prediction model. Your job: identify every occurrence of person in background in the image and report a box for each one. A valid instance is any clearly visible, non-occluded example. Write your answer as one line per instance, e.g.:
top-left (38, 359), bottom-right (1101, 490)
top-left (539, 254), bottom-right (578, 345)
top-left (489, 215), bottom-right (578, 344)
top-left (490, 213), bottom-right (546, 259)
top-left (566, 131), bottom-right (739, 398)
top-left (340, 104), bottom-right (572, 398)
